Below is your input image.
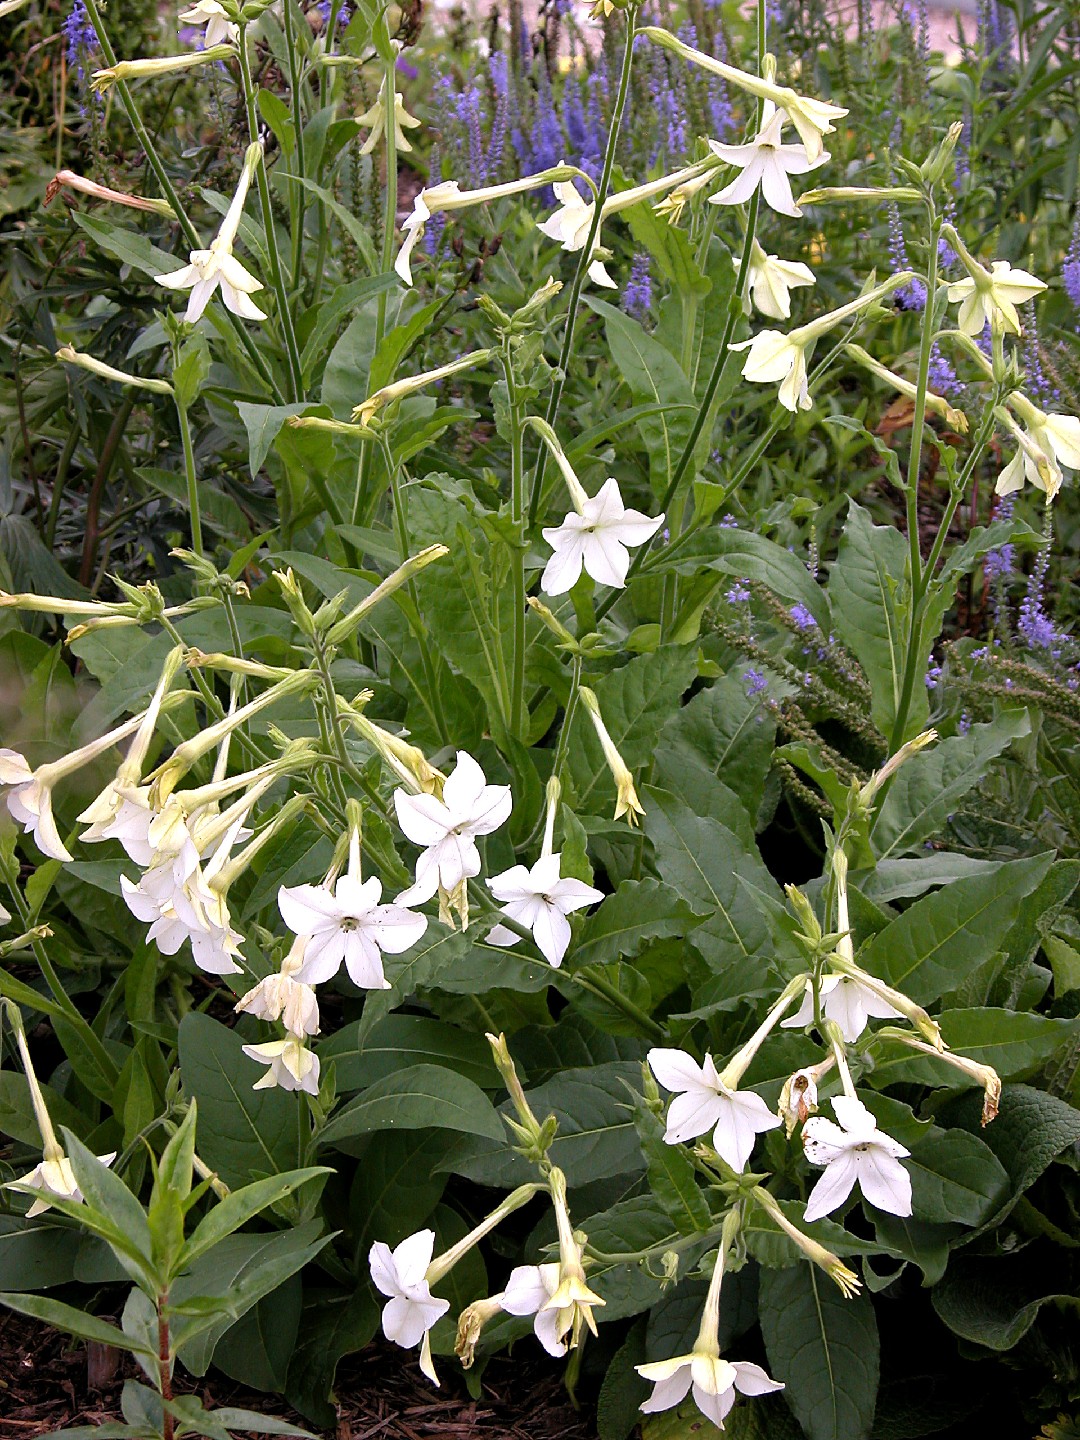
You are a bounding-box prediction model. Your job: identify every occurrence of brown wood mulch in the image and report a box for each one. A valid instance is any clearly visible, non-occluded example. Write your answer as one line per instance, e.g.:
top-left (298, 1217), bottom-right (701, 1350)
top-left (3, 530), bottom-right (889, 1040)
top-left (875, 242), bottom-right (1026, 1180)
top-left (0, 1312), bottom-right (598, 1440)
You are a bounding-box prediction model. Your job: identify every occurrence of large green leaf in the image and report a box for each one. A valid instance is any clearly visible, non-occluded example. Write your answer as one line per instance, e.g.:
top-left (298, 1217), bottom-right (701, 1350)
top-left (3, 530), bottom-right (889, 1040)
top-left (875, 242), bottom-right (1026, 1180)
top-left (178, 1013), bottom-right (308, 1187)
top-left (285, 1286), bottom-right (379, 1427)
top-left (759, 1263), bottom-right (880, 1440)
top-left (319, 1064), bottom-right (505, 1146)
top-left (932, 1256), bottom-right (1080, 1350)
top-left (827, 500), bottom-right (912, 740)
top-left (573, 879), bottom-right (704, 969)
top-left (858, 853), bottom-right (1054, 1004)
top-left (318, 1014), bottom-right (498, 1092)
top-left (872, 709), bottom-right (1032, 859)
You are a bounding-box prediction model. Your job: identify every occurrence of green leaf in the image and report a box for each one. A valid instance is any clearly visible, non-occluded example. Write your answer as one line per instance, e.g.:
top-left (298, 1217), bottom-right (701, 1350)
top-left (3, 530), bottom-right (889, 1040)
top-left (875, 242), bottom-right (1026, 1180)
top-left (944, 1083), bottom-right (1080, 1204)
top-left (902, 1126), bottom-right (1011, 1227)
top-left (208, 1277), bottom-right (303, 1394)
top-left (318, 1013), bottom-right (498, 1092)
top-left (858, 853), bottom-right (1054, 1004)
top-left (0, 1218), bottom-right (86, 1290)
top-left (873, 1008), bottom-right (1080, 1085)
top-left (631, 1097), bottom-right (712, 1235)
top-left (573, 879), bottom-right (704, 968)
top-left (656, 529), bottom-right (831, 631)
top-left (181, 1168), bottom-right (330, 1268)
top-left (584, 297), bottom-right (697, 498)
top-left (827, 500), bottom-right (912, 740)
top-left (0, 1292), bottom-right (156, 1358)
top-left (932, 1256), bottom-right (1080, 1350)
top-left (597, 1320), bottom-right (650, 1440)
top-left (319, 1064), bottom-right (505, 1146)
top-left (234, 402), bottom-right (311, 480)
top-left (759, 1264), bottom-right (880, 1440)
top-left (70, 211), bottom-right (184, 278)
top-left (873, 710), bottom-right (1033, 858)
top-left (178, 1013), bottom-right (307, 1187)
top-left (285, 1286), bottom-right (379, 1428)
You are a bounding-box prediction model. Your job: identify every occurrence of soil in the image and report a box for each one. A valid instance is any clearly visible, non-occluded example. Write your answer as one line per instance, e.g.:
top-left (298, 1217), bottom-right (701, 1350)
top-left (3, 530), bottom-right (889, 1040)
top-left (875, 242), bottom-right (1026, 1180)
top-left (0, 1312), bottom-right (599, 1440)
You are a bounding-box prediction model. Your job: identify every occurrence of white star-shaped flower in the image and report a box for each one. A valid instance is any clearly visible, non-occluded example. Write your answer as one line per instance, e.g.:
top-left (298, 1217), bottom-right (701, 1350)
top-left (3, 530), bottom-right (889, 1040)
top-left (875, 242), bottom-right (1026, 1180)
top-left (394, 751), bottom-right (512, 907)
top-left (637, 1350), bottom-right (783, 1430)
top-left (746, 239), bottom-right (815, 320)
top-left (79, 783), bottom-right (157, 864)
top-left (731, 330), bottom-right (811, 412)
top-left (781, 973), bottom-right (904, 1043)
top-left (997, 404), bottom-right (1080, 501)
top-left (487, 853), bottom-right (602, 968)
top-left (278, 833), bottom-right (427, 990)
top-left (240, 1036), bottom-right (321, 1094)
top-left (0, 751), bottom-right (71, 861)
top-left (178, 0), bottom-right (238, 46)
top-left (708, 101), bottom-right (827, 218)
top-left (648, 1048), bottom-right (782, 1172)
top-left (946, 260), bottom-right (1046, 337)
top-left (235, 952), bottom-right (320, 1037)
top-left (11, 1150), bottom-right (117, 1218)
top-left (369, 1229), bottom-right (450, 1383)
top-left (541, 478), bottom-right (664, 595)
top-left (501, 1263), bottom-right (566, 1357)
top-left (157, 243), bottom-right (266, 324)
top-left (357, 78), bottom-right (422, 155)
top-left (802, 1095), bottom-right (912, 1222)
top-left (538, 180), bottom-right (616, 287)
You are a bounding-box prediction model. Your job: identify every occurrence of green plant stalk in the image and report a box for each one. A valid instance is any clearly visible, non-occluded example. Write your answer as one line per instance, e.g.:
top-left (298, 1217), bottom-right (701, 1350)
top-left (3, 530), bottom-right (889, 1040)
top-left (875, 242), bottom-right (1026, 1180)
top-left (175, 396), bottom-right (203, 561)
top-left (572, 969), bottom-right (665, 1040)
top-left (282, 0), bottom-right (308, 292)
top-left (77, 0), bottom-right (283, 403)
top-left (375, 46), bottom-right (398, 350)
top-left (527, 4), bottom-right (639, 528)
top-left (45, 420), bottom-right (82, 551)
top-left (158, 1293), bottom-right (174, 1440)
top-left (237, 28), bottom-right (304, 401)
top-left (375, 435), bottom-right (450, 745)
top-left (502, 353), bottom-right (528, 739)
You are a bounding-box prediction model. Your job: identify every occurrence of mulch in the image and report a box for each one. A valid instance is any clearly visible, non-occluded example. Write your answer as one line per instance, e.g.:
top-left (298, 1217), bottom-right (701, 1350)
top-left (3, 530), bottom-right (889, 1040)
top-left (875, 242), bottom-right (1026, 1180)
top-left (0, 1311), bottom-right (599, 1440)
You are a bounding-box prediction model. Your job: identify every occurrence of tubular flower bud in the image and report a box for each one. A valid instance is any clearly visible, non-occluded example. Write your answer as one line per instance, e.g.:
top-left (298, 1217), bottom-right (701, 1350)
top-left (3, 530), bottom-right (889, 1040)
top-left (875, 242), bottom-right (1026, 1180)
top-left (544, 1168), bottom-right (605, 1348)
top-left (91, 46), bottom-right (236, 93)
top-left (845, 344), bottom-right (968, 434)
top-left (578, 688), bottom-right (645, 825)
top-left (750, 1185), bottom-right (860, 1296)
top-left (354, 352), bottom-right (494, 428)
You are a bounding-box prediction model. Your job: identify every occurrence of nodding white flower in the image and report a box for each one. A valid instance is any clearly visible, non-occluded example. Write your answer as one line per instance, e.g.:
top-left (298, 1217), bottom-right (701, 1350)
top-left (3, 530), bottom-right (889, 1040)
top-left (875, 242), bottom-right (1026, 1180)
top-left (648, 1048), bottom-right (781, 1172)
top-left (487, 853), bottom-right (602, 969)
top-left (996, 394), bottom-right (1080, 501)
top-left (369, 1229), bottom-right (450, 1384)
top-left (12, 1150), bottom-right (118, 1218)
top-left (802, 1095), bottom-right (912, 1222)
top-left (80, 784), bottom-right (157, 864)
top-left (946, 260), bottom-right (1046, 337)
top-left (538, 181), bottom-right (616, 288)
top-left (278, 830), bottom-right (427, 990)
top-left (637, 1351), bottom-right (784, 1429)
top-left (241, 1036), bottom-right (321, 1094)
top-left (781, 973), bottom-right (905, 1044)
top-left (709, 100), bottom-right (827, 218)
top-left (394, 169), bottom-right (580, 286)
top-left (356, 77), bottom-right (422, 154)
top-left (394, 751), bottom-right (512, 920)
top-left (544, 1168), bottom-right (605, 1349)
top-left (777, 1066), bottom-right (822, 1136)
top-left (155, 141), bottom-right (266, 324)
top-left (747, 239), bottom-right (815, 320)
top-left (178, 0), bottom-right (237, 46)
top-left (235, 940), bottom-right (320, 1036)
top-left (501, 1263), bottom-right (566, 1357)
top-left (541, 478), bottom-right (664, 595)
top-left (731, 330), bottom-right (811, 412)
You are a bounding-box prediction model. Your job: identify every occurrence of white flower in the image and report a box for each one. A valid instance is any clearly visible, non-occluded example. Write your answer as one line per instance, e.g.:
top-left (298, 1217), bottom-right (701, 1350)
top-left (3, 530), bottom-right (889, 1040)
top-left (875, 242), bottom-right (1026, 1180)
top-left (278, 831), bottom-right (427, 990)
top-left (121, 840), bottom-right (243, 976)
top-left (157, 245), bottom-right (266, 324)
top-left (708, 101), bottom-right (826, 218)
top-left (235, 945), bottom-right (320, 1036)
top-left (946, 260), bottom-right (1046, 337)
top-left (487, 853), bottom-right (602, 969)
top-left (802, 1095), bottom-right (912, 1222)
top-left (394, 751), bottom-right (512, 908)
top-left (746, 239), bottom-right (815, 320)
top-left (731, 330), bottom-right (810, 412)
top-left (997, 399), bottom-right (1080, 501)
top-left (777, 1066), bottom-right (820, 1136)
top-left (541, 478), bottom-right (664, 595)
top-left (369, 1228), bottom-right (450, 1379)
top-left (156, 141), bottom-right (265, 324)
top-left (501, 1263), bottom-right (566, 1357)
top-left (12, 1151), bottom-right (117, 1218)
top-left (240, 1036), bottom-right (321, 1094)
top-left (538, 180), bottom-right (616, 287)
top-left (781, 973), bottom-right (905, 1044)
top-left (357, 78), bottom-right (421, 155)
top-left (637, 1351), bottom-right (783, 1429)
top-left (178, 0), bottom-right (237, 46)
top-left (79, 784), bottom-right (157, 864)
top-left (0, 752), bottom-right (70, 861)
top-left (648, 1048), bottom-right (781, 1172)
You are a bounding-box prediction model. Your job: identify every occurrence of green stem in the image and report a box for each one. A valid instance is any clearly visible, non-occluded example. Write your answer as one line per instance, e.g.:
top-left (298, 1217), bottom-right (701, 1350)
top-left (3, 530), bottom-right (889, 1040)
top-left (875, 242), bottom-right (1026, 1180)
top-left (45, 421), bottom-right (81, 551)
top-left (376, 47), bottom-right (398, 349)
top-left (238, 27), bottom-right (304, 401)
top-left (527, 5), bottom-right (639, 528)
top-left (502, 352), bottom-right (527, 739)
top-left (282, 0), bottom-right (308, 293)
top-left (78, 0), bottom-right (282, 402)
top-left (175, 396), bottom-right (203, 561)
top-left (573, 970), bottom-right (665, 1040)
